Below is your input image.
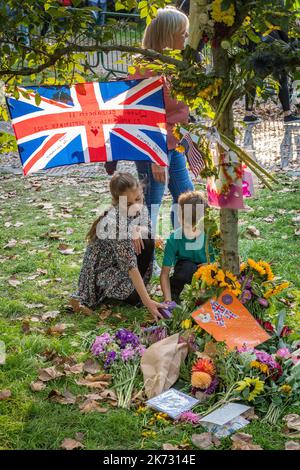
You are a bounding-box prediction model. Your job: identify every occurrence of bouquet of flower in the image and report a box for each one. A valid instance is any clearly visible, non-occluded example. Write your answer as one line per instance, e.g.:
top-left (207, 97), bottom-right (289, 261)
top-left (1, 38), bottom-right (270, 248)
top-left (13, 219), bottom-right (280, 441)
top-left (91, 328), bottom-right (145, 408)
top-left (238, 259), bottom-right (290, 319)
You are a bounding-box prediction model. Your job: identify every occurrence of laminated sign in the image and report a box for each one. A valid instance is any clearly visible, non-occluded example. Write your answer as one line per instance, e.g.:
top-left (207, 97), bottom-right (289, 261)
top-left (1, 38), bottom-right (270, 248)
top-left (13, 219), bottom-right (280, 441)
top-left (191, 290), bottom-right (270, 349)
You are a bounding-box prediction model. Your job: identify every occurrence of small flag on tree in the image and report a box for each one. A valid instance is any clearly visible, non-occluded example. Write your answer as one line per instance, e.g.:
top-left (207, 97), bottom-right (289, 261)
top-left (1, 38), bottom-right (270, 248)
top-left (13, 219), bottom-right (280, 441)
top-left (180, 132), bottom-right (205, 177)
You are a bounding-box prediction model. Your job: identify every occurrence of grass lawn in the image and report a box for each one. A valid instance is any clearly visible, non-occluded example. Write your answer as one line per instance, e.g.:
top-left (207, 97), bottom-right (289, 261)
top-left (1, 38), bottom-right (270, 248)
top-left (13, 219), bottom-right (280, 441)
top-left (0, 171), bottom-right (299, 450)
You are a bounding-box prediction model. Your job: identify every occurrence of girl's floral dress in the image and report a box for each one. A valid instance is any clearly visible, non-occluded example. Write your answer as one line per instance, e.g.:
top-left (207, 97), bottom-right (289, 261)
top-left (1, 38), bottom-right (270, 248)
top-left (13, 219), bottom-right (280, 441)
top-left (75, 205), bottom-right (152, 308)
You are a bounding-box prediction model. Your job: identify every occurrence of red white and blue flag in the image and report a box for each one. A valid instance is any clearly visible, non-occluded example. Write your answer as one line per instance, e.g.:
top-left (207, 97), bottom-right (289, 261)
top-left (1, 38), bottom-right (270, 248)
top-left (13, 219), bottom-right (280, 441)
top-left (6, 77), bottom-right (168, 175)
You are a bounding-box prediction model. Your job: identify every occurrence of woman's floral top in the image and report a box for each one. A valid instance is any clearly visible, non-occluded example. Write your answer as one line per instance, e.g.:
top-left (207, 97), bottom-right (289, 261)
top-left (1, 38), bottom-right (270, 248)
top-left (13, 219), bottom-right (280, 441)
top-left (75, 205), bottom-right (152, 308)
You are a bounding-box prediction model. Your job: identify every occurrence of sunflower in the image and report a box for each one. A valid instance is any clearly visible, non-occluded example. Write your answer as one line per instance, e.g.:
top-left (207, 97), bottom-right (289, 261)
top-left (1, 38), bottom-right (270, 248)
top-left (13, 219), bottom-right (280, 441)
top-left (264, 281), bottom-right (290, 299)
top-left (240, 262), bottom-right (247, 272)
top-left (176, 145), bottom-right (185, 153)
top-left (202, 264), bottom-right (219, 286)
top-left (248, 258), bottom-right (266, 276)
top-left (172, 127), bottom-right (181, 140)
top-left (258, 261), bottom-right (274, 281)
top-left (235, 377), bottom-right (264, 401)
top-left (192, 357), bottom-right (216, 377)
top-left (191, 371), bottom-right (212, 389)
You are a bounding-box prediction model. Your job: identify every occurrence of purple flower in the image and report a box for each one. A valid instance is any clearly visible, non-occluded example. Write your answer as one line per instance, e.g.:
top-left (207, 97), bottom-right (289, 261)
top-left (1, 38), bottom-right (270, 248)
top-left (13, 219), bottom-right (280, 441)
top-left (104, 350), bottom-right (117, 369)
top-left (121, 347), bottom-right (136, 362)
top-left (91, 333), bottom-right (112, 356)
top-left (254, 350), bottom-right (278, 369)
top-left (136, 345), bottom-right (146, 356)
top-left (258, 298), bottom-right (269, 308)
top-left (204, 376), bottom-right (219, 395)
top-left (178, 411), bottom-right (200, 425)
top-left (115, 328), bottom-right (140, 349)
top-left (241, 289), bottom-right (252, 304)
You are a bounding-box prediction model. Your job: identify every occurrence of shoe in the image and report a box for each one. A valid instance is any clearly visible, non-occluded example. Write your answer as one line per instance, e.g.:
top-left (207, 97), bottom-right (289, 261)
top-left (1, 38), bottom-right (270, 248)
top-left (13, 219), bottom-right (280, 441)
top-left (152, 260), bottom-right (161, 277)
top-left (284, 114), bottom-right (300, 124)
top-left (243, 114), bottom-right (261, 124)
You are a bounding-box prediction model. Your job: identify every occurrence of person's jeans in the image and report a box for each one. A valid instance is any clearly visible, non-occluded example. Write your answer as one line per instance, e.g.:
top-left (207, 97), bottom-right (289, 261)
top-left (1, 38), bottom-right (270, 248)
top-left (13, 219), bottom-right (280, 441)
top-left (135, 149), bottom-right (194, 234)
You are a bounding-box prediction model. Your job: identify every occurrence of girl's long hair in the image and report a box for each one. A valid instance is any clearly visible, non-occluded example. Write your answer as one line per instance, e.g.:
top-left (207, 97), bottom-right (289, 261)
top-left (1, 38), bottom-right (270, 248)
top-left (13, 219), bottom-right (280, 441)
top-left (86, 172), bottom-right (139, 244)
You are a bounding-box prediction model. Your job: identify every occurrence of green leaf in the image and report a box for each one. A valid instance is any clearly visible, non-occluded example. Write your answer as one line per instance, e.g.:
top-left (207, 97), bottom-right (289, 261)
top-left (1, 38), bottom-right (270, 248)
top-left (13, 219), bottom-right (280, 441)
top-left (35, 93), bottom-right (41, 106)
top-left (140, 7), bottom-right (148, 19)
top-left (246, 29), bottom-right (261, 44)
top-left (138, 1), bottom-right (148, 8)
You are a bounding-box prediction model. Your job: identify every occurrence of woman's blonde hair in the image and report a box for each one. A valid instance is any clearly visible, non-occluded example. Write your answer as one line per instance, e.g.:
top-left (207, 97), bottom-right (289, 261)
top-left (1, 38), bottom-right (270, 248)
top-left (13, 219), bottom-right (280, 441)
top-left (142, 6), bottom-right (189, 52)
top-left (86, 172), bottom-right (139, 244)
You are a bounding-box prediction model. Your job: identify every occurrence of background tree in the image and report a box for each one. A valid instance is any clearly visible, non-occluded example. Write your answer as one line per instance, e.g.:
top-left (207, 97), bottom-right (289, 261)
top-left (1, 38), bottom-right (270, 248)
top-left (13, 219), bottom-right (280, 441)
top-left (1, 0), bottom-right (299, 273)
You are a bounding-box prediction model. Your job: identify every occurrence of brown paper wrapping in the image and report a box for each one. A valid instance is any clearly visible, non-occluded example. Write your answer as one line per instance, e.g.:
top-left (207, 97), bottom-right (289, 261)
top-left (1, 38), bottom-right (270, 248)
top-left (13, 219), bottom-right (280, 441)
top-left (141, 334), bottom-right (188, 399)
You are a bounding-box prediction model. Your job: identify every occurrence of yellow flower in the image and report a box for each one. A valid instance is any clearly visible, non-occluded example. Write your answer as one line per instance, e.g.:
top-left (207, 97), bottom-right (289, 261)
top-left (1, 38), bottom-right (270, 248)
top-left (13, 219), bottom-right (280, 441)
top-left (193, 324), bottom-right (202, 332)
top-left (136, 405), bottom-right (147, 414)
top-left (141, 430), bottom-right (157, 438)
top-left (248, 258), bottom-right (266, 276)
top-left (172, 128), bottom-right (181, 140)
top-left (201, 264), bottom-right (219, 286)
top-left (181, 318), bottom-right (192, 329)
top-left (264, 281), bottom-right (290, 298)
top-left (258, 261), bottom-right (274, 281)
top-left (176, 145), bottom-right (185, 153)
top-left (211, 0), bottom-right (235, 27)
top-left (235, 377), bottom-right (264, 402)
top-left (215, 269), bottom-right (225, 283)
top-left (240, 262), bottom-right (247, 272)
top-left (250, 360), bottom-right (269, 375)
top-left (280, 384), bottom-right (292, 394)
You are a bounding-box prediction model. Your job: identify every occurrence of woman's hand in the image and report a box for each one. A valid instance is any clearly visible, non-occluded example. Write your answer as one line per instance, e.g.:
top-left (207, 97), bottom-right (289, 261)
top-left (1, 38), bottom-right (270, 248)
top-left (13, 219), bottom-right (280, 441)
top-left (151, 164), bottom-right (166, 184)
top-left (131, 226), bottom-right (144, 256)
top-left (144, 298), bottom-right (166, 321)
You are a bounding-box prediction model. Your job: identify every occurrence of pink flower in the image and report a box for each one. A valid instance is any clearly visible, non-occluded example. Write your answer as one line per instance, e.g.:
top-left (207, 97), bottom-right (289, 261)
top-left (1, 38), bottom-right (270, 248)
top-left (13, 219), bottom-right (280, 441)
top-left (276, 348), bottom-right (291, 359)
top-left (178, 411), bottom-right (200, 425)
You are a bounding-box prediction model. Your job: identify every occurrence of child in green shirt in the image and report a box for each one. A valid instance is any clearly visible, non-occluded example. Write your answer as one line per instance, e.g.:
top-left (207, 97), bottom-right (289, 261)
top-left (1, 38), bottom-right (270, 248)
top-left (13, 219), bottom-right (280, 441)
top-left (160, 191), bottom-right (213, 303)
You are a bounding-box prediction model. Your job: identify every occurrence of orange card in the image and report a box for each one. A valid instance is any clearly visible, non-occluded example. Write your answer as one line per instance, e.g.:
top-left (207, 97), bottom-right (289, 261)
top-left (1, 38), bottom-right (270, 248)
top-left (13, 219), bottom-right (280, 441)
top-left (191, 290), bottom-right (270, 350)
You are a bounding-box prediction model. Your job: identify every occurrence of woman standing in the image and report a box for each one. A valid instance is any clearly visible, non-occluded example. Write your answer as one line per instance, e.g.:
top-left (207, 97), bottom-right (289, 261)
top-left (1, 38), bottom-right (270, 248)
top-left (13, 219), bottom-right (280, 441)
top-left (130, 7), bottom-right (194, 252)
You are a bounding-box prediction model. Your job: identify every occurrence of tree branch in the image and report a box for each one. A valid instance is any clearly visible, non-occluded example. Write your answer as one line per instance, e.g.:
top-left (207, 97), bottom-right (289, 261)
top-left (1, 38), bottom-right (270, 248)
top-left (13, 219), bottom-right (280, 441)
top-left (0, 44), bottom-right (186, 78)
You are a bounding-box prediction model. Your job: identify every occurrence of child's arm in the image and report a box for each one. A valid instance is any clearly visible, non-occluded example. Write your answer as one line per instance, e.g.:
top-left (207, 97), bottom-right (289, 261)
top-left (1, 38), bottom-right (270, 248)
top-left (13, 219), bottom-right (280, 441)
top-left (129, 267), bottom-right (165, 321)
top-left (160, 266), bottom-right (172, 302)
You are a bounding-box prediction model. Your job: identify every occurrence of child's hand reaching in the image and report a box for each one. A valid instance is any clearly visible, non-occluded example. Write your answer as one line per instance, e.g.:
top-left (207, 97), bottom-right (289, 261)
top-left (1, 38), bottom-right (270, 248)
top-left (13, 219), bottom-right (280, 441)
top-left (144, 298), bottom-right (167, 321)
top-left (131, 225), bottom-right (144, 255)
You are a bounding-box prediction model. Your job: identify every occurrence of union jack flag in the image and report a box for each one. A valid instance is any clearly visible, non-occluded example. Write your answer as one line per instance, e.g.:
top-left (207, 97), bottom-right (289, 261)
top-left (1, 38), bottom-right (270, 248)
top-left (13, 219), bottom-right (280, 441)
top-left (180, 131), bottom-right (205, 177)
top-left (6, 77), bottom-right (168, 175)
top-left (210, 300), bottom-right (238, 327)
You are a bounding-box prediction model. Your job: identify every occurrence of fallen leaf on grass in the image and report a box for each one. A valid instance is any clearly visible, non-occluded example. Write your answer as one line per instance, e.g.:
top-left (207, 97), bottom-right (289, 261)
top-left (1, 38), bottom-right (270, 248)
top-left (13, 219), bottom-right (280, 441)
top-left (64, 363), bottom-right (84, 375)
top-left (41, 311), bottom-right (60, 321)
top-left (8, 276), bottom-right (22, 287)
top-left (99, 309), bottom-right (113, 320)
top-left (25, 303), bottom-right (45, 309)
top-left (79, 399), bottom-right (108, 414)
top-left (84, 393), bottom-right (104, 401)
top-left (4, 239), bottom-right (17, 249)
top-left (58, 244), bottom-right (75, 255)
top-left (21, 320), bottom-right (31, 334)
top-left (60, 438), bottom-right (84, 450)
top-left (231, 432), bottom-right (263, 450)
top-left (30, 381), bottom-right (46, 392)
top-left (162, 443), bottom-right (180, 450)
top-left (38, 366), bottom-right (64, 382)
top-left (242, 408), bottom-right (259, 421)
top-left (83, 359), bottom-right (101, 375)
top-left (245, 226), bottom-right (261, 239)
top-left (283, 414), bottom-right (300, 432)
top-left (46, 323), bottom-right (68, 336)
top-left (76, 377), bottom-right (110, 389)
top-left (48, 389), bottom-right (77, 405)
top-left (75, 433), bottom-right (85, 442)
top-left (292, 215), bottom-right (300, 224)
top-left (285, 441), bottom-right (300, 450)
top-left (295, 229), bottom-right (300, 236)
top-left (191, 432), bottom-right (220, 449)
top-left (69, 298), bottom-right (93, 316)
top-left (0, 389), bottom-right (12, 400)
top-left (263, 216), bottom-right (275, 223)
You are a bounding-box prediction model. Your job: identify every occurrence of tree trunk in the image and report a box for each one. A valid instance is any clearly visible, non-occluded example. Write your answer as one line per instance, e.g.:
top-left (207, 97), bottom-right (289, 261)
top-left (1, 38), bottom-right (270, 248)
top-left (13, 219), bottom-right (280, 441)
top-left (212, 46), bottom-right (240, 275)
